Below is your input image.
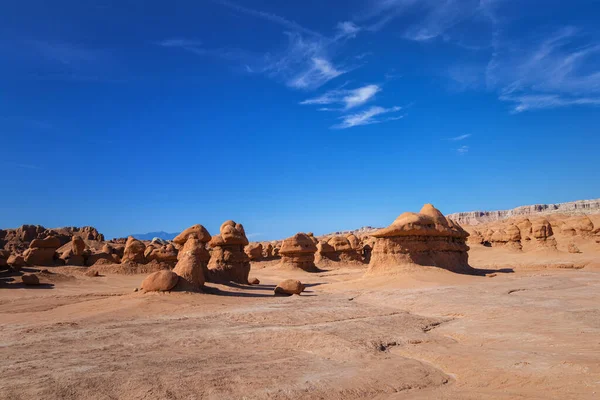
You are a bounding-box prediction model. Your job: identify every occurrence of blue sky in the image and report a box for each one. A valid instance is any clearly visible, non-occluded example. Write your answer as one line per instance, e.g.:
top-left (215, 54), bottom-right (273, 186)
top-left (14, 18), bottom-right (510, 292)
top-left (1, 0), bottom-right (599, 240)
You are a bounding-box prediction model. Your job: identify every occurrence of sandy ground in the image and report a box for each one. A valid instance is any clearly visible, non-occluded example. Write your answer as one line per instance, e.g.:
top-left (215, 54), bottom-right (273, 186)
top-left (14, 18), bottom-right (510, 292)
top-left (1, 251), bottom-right (600, 399)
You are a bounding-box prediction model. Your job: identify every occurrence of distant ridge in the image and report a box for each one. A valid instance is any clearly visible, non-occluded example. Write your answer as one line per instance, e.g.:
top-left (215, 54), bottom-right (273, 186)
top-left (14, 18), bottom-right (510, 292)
top-left (130, 231), bottom-right (179, 241)
top-left (446, 198), bottom-right (600, 226)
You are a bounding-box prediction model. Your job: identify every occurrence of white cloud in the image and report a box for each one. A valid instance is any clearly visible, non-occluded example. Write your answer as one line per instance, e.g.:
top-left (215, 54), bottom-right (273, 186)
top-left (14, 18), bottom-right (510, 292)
top-left (333, 105), bottom-right (402, 129)
top-left (488, 26), bottom-right (600, 111)
top-left (449, 134), bottom-right (471, 141)
top-left (336, 21), bottom-right (362, 38)
top-left (457, 145), bottom-right (469, 155)
top-left (262, 32), bottom-right (349, 90)
top-left (288, 57), bottom-right (345, 89)
top-left (300, 84), bottom-right (381, 109)
top-left (500, 94), bottom-right (600, 113)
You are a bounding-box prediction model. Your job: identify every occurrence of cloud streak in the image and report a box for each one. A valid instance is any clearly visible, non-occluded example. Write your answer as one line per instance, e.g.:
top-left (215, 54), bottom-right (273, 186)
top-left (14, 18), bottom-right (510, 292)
top-left (333, 105), bottom-right (402, 129)
top-left (457, 145), bottom-right (469, 155)
top-left (449, 134), bottom-right (471, 141)
top-left (212, 0), bottom-right (322, 37)
top-left (300, 84), bottom-right (381, 109)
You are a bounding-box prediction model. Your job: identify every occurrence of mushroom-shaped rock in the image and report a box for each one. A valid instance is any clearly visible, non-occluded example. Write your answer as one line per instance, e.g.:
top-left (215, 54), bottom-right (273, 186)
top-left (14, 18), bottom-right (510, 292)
top-left (207, 220), bottom-right (251, 284)
top-left (274, 279), bottom-right (305, 296)
top-left (173, 224), bottom-right (211, 246)
top-left (279, 233), bottom-right (318, 272)
top-left (22, 274), bottom-right (40, 285)
top-left (367, 204), bottom-right (471, 274)
top-left (141, 270), bottom-right (179, 292)
top-left (121, 236), bottom-right (146, 264)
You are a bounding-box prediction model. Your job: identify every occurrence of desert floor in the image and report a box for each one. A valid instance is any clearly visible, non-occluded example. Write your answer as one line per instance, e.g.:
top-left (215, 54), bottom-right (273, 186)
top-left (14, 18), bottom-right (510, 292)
top-left (1, 248), bottom-right (600, 399)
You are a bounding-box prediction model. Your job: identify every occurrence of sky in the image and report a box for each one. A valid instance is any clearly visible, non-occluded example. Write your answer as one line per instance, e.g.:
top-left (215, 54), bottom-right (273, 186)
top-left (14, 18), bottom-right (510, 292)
top-left (1, 0), bottom-right (599, 240)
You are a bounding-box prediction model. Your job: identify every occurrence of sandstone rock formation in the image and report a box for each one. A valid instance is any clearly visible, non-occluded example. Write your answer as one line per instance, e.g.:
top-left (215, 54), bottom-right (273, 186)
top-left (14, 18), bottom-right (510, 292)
top-left (367, 204), bottom-right (471, 274)
top-left (316, 236), bottom-right (363, 264)
top-left (245, 243), bottom-right (263, 261)
top-left (447, 199), bottom-right (600, 226)
top-left (262, 242), bottom-right (274, 259)
top-left (207, 221), bottom-right (250, 284)
top-left (59, 236), bottom-right (87, 266)
top-left (23, 236), bottom-right (61, 266)
top-left (279, 233), bottom-right (318, 272)
top-left (121, 236), bottom-right (146, 264)
top-left (173, 224), bottom-right (211, 247)
top-left (141, 270), bottom-right (179, 292)
top-left (144, 244), bottom-right (178, 265)
top-left (173, 237), bottom-right (208, 291)
top-left (274, 279), bottom-right (305, 295)
top-left (464, 213), bottom-right (599, 253)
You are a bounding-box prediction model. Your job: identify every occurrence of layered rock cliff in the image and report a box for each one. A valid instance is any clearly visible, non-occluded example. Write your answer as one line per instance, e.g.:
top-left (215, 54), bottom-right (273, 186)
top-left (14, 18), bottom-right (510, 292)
top-left (446, 199), bottom-right (600, 226)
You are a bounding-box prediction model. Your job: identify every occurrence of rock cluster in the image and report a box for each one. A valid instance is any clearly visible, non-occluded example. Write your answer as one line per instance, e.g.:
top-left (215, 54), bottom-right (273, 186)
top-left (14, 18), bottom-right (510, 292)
top-left (207, 221), bottom-right (251, 283)
top-left (279, 233), bottom-right (318, 272)
top-left (23, 236), bottom-right (61, 266)
top-left (465, 213), bottom-right (600, 252)
top-left (316, 235), bottom-right (363, 264)
top-left (367, 204), bottom-right (471, 274)
top-left (245, 243), bottom-right (263, 261)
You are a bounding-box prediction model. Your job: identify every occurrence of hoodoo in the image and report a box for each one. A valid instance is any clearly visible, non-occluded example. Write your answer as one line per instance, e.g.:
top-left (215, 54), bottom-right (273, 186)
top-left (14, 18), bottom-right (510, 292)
top-left (279, 233), bottom-right (318, 272)
top-left (367, 204), bottom-right (472, 274)
top-left (207, 220), bottom-right (251, 284)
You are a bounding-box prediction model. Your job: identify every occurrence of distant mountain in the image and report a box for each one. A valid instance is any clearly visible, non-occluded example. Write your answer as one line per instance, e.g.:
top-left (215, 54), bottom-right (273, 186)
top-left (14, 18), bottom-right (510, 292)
top-left (130, 231), bottom-right (179, 241)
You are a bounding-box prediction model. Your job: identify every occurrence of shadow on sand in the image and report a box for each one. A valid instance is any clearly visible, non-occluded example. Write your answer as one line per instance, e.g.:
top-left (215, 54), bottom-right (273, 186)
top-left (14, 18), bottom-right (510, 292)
top-left (0, 268), bottom-right (56, 289)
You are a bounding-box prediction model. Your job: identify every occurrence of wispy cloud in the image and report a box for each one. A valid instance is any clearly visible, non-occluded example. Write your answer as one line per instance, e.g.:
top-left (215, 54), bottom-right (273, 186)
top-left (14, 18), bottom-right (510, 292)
top-left (300, 84), bottom-right (381, 109)
top-left (286, 56), bottom-right (346, 90)
top-left (336, 21), bottom-right (362, 39)
top-left (361, 0), bottom-right (482, 42)
top-left (487, 26), bottom-right (600, 112)
top-left (500, 94), bottom-right (600, 113)
top-left (449, 133), bottom-right (471, 141)
top-left (457, 145), bottom-right (469, 155)
top-left (333, 106), bottom-right (402, 129)
top-left (211, 0), bottom-right (322, 37)
top-left (161, 1), bottom-right (357, 91)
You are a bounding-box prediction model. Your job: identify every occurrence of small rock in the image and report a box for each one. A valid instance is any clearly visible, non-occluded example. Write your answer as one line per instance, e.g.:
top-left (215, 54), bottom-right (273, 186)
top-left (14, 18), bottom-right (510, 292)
top-left (274, 279), bottom-right (305, 296)
top-left (85, 269), bottom-right (99, 277)
top-left (22, 274), bottom-right (40, 285)
top-left (488, 273), bottom-right (497, 278)
top-left (248, 277), bottom-right (260, 285)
